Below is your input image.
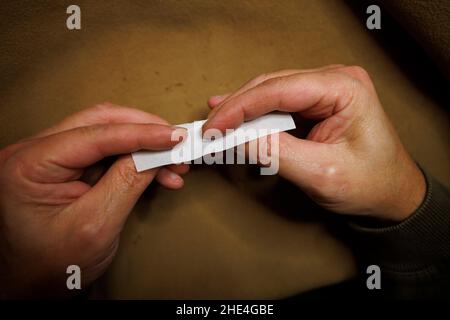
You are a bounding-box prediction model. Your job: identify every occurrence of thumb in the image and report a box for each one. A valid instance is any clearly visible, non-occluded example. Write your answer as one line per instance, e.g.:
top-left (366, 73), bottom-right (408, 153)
top-left (277, 132), bottom-right (332, 191)
top-left (72, 126), bottom-right (187, 234)
top-left (79, 155), bottom-right (157, 234)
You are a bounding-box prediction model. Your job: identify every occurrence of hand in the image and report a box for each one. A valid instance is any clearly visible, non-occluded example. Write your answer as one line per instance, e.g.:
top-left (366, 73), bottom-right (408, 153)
top-left (204, 65), bottom-right (426, 221)
top-left (0, 103), bottom-right (188, 297)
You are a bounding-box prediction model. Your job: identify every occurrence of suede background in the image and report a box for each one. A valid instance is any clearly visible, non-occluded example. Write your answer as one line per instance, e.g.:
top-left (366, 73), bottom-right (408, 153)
top-left (0, 0), bottom-right (448, 298)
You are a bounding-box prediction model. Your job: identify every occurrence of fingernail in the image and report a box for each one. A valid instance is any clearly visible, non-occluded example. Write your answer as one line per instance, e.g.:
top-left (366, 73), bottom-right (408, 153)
top-left (171, 126), bottom-right (187, 143)
top-left (202, 130), bottom-right (213, 141)
top-left (168, 171), bottom-right (182, 182)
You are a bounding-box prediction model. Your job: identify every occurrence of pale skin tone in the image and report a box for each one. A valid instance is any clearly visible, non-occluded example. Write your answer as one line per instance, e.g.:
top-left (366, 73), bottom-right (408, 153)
top-left (203, 65), bottom-right (425, 219)
top-left (0, 65), bottom-right (425, 297)
top-left (0, 103), bottom-right (189, 297)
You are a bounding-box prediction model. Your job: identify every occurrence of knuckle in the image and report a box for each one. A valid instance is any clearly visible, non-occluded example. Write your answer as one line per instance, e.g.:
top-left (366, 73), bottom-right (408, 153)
top-left (250, 71), bottom-right (295, 89)
top-left (334, 66), bottom-right (375, 105)
top-left (0, 143), bottom-right (21, 163)
top-left (343, 65), bottom-right (371, 83)
top-left (5, 148), bottom-right (34, 179)
top-left (13, 153), bottom-right (32, 178)
top-left (261, 77), bottom-right (289, 99)
top-left (0, 149), bottom-right (38, 193)
top-left (75, 219), bottom-right (105, 246)
top-left (311, 164), bottom-right (348, 197)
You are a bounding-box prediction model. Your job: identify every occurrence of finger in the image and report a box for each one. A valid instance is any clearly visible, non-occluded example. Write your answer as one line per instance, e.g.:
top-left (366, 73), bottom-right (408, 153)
top-left (156, 163), bottom-right (189, 188)
top-left (206, 70), bottom-right (302, 120)
top-left (34, 103), bottom-right (169, 138)
top-left (277, 132), bottom-right (331, 188)
top-left (208, 94), bottom-right (231, 108)
top-left (73, 155), bottom-right (158, 235)
top-left (236, 132), bottom-right (331, 191)
top-left (31, 180), bottom-right (92, 205)
top-left (30, 104), bottom-right (188, 188)
top-left (78, 156), bottom-right (189, 188)
top-left (234, 135), bottom-right (273, 166)
top-left (155, 167), bottom-right (184, 189)
top-left (166, 163), bottom-right (190, 175)
top-left (203, 71), bottom-right (355, 134)
top-left (23, 123), bottom-right (187, 182)
top-left (206, 65), bottom-right (345, 118)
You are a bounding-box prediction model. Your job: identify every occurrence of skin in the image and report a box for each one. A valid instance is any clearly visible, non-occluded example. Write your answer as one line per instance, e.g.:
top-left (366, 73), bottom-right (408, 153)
top-left (0, 65), bottom-right (426, 297)
top-left (203, 65), bottom-right (426, 221)
top-left (0, 103), bottom-right (189, 297)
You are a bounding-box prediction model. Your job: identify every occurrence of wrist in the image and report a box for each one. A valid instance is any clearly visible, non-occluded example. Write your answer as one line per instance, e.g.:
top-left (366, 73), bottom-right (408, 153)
top-left (377, 159), bottom-right (426, 222)
top-left (349, 169), bottom-right (450, 272)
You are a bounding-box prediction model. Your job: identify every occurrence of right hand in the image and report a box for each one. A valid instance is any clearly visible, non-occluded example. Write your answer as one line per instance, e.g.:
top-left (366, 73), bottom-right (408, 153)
top-left (203, 65), bottom-right (426, 222)
top-left (0, 103), bottom-right (188, 297)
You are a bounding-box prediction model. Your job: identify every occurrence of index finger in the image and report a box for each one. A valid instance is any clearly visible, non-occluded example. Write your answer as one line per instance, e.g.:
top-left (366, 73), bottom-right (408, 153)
top-left (34, 103), bottom-right (168, 139)
top-left (22, 123), bottom-right (186, 182)
top-left (202, 71), bottom-right (354, 134)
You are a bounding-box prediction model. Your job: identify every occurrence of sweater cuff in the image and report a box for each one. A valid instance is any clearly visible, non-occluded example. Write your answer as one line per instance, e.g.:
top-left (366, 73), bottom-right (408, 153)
top-left (350, 169), bottom-right (450, 272)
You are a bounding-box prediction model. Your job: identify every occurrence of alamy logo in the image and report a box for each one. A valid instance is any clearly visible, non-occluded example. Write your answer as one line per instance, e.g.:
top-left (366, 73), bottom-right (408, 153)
top-left (171, 126), bottom-right (280, 175)
top-left (366, 265), bottom-right (381, 289)
top-left (66, 265), bottom-right (81, 290)
top-left (366, 5), bottom-right (381, 30)
top-left (66, 5), bottom-right (81, 30)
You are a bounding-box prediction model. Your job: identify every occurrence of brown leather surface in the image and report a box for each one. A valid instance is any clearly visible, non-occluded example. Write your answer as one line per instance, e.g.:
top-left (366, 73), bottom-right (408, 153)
top-left (0, 1), bottom-right (448, 299)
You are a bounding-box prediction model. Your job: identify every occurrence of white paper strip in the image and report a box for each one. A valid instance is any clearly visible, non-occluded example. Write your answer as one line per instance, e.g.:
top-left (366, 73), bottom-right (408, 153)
top-left (131, 112), bottom-right (296, 172)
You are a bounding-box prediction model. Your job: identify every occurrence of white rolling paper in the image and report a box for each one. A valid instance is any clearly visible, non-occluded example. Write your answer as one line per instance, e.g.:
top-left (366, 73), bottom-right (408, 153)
top-left (131, 112), bottom-right (296, 172)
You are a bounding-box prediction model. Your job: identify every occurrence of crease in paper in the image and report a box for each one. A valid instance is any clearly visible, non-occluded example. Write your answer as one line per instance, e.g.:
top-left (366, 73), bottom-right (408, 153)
top-left (131, 112), bottom-right (296, 172)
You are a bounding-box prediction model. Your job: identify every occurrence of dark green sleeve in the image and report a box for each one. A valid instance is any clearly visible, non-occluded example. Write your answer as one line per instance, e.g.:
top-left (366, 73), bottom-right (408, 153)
top-left (350, 169), bottom-right (450, 299)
